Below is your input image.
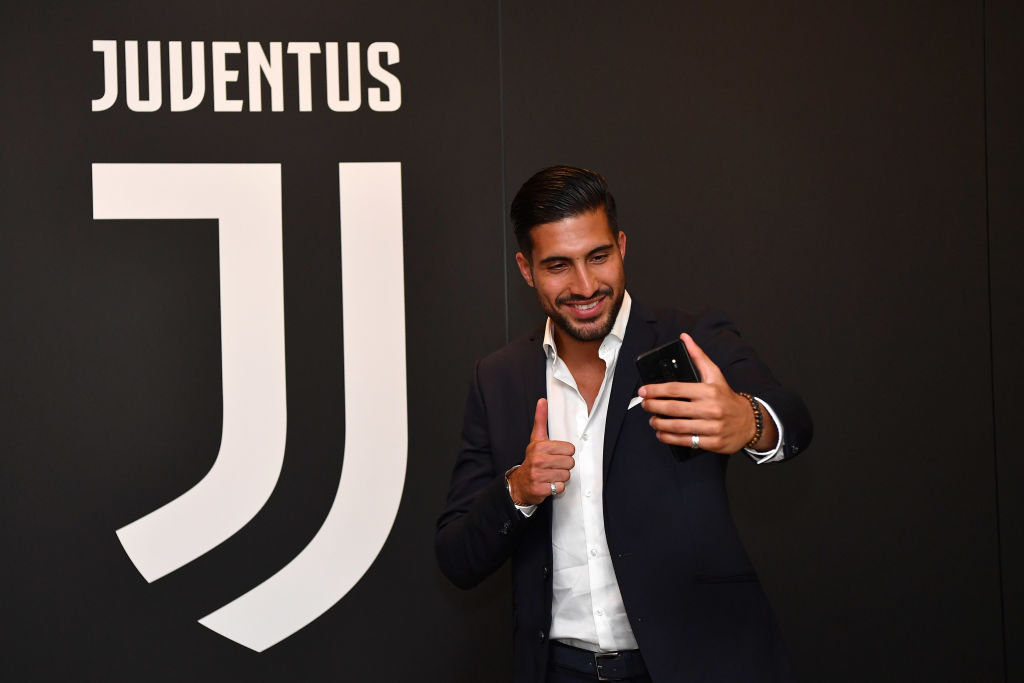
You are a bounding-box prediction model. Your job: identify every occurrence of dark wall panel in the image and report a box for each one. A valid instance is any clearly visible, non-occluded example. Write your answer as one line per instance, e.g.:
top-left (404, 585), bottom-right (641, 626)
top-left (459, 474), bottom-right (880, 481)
top-left (1, 2), bottom-right (510, 680)
top-left (1, 0), bottom-right (1017, 681)
top-left (500, 2), bottom-right (1000, 680)
top-left (988, 0), bottom-right (1024, 679)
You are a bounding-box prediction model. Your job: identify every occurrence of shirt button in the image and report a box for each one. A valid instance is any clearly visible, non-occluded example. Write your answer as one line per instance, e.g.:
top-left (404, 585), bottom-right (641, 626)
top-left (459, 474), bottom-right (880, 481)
top-left (595, 608), bottom-right (605, 617)
top-left (590, 548), bottom-right (598, 557)
top-left (581, 433), bottom-right (589, 441)
top-left (584, 489), bottom-right (592, 497)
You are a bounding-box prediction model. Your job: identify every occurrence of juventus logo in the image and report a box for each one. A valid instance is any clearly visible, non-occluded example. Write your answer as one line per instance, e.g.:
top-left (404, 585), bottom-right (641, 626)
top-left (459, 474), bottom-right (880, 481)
top-left (91, 162), bottom-right (407, 651)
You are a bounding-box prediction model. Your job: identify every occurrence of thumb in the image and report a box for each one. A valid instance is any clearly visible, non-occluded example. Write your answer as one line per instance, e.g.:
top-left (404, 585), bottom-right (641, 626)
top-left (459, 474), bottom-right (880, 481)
top-left (531, 398), bottom-right (549, 441)
top-left (680, 333), bottom-right (722, 383)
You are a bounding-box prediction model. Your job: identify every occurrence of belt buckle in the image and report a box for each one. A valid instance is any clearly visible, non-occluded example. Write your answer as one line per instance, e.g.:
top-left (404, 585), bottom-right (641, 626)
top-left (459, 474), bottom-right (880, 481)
top-left (594, 651), bottom-right (621, 681)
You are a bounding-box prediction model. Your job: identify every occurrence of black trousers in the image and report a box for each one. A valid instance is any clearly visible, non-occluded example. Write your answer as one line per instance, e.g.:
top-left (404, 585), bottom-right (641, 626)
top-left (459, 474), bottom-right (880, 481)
top-left (546, 663), bottom-right (654, 683)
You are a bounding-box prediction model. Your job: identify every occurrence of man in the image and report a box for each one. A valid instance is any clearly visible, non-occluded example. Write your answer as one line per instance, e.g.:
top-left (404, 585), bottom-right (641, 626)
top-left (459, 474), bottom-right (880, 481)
top-left (436, 166), bottom-right (812, 682)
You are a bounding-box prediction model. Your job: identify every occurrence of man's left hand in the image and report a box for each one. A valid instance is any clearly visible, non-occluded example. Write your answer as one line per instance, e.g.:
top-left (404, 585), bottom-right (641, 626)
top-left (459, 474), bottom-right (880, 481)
top-left (639, 333), bottom-right (778, 453)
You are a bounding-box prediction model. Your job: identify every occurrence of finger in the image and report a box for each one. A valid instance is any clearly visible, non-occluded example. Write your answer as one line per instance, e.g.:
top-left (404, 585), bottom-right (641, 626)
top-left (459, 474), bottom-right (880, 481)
top-left (680, 333), bottom-right (722, 384)
top-left (655, 429), bottom-right (724, 452)
top-left (530, 479), bottom-right (566, 501)
top-left (638, 393), bottom-right (712, 419)
top-left (648, 416), bottom-right (716, 435)
top-left (641, 396), bottom-right (700, 418)
top-left (640, 383), bottom-right (709, 402)
top-left (642, 396), bottom-right (722, 419)
top-left (545, 467), bottom-right (572, 483)
top-left (531, 398), bottom-right (548, 441)
top-left (534, 440), bottom-right (576, 457)
top-left (535, 454), bottom-right (576, 471)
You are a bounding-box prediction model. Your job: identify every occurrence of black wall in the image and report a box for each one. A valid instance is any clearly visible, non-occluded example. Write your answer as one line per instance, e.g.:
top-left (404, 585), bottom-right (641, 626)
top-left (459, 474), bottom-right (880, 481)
top-left (2, 2), bottom-right (1019, 681)
top-left (988, 0), bottom-right (1024, 679)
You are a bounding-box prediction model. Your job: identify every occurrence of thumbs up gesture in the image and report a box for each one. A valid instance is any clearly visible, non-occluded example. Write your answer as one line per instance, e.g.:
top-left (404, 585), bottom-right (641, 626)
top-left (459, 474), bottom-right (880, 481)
top-left (638, 333), bottom-right (778, 453)
top-left (507, 398), bottom-right (576, 506)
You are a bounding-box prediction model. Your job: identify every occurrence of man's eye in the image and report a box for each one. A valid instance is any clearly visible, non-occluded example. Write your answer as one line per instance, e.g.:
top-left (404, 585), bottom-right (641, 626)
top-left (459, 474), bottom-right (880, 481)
top-left (547, 263), bottom-right (567, 273)
top-left (592, 254), bottom-right (608, 262)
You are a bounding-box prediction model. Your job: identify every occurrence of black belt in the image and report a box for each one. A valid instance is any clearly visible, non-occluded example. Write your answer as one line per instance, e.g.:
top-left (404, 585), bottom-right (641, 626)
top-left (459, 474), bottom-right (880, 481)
top-left (549, 641), bottom-right (647, 681)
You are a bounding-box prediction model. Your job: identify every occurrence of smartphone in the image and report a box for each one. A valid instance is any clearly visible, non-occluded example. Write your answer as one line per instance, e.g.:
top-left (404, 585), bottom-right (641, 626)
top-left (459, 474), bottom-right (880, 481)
top-left (635, 339), bottom-right (702, 461)
top-left (636, 339), bottom-right (700, 385)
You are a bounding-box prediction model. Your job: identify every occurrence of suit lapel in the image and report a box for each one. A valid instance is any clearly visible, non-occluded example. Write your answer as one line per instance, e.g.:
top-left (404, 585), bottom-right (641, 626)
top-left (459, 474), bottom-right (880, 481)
top-left (522, 326), bottom-right (548, 436)
top-left (602, 302), bottom-right (659, 479)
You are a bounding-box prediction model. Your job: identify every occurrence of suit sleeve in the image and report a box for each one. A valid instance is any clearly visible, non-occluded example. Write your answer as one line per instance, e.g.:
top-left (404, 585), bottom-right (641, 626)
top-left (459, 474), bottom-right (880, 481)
top-left (434, 360), bottom-right (535, 589)
top-left (693, 311), bottom-right (813, 461)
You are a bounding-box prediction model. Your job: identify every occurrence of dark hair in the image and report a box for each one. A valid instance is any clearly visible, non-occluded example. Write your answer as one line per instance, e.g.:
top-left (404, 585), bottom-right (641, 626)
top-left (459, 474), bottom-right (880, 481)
top-left (510, 165), bottom-right (618, 257)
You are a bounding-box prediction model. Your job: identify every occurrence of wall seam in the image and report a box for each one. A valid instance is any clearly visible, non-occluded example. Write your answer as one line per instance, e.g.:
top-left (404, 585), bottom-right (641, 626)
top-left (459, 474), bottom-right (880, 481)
top-left (498, 0), bottom-right (509, 344)
top-left (981, 0), bottom-right (1008, 679)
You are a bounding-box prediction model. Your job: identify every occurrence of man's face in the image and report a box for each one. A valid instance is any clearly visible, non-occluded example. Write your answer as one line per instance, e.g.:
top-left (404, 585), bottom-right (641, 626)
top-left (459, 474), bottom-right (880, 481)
top-left (515, 208), bottom-right (627, 343)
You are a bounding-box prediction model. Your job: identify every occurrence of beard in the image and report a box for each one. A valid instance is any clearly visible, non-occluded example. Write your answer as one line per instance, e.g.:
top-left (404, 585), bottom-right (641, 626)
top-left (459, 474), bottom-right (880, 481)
top-left (542, 285), bottom-right (625, 342)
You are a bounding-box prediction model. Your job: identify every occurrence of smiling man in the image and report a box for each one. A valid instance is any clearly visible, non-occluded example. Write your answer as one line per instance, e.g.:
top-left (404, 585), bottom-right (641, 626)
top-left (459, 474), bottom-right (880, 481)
top-left (515, 207), bottom-right (626, 344)
top-left (436, 166), bottom-right (813, 683)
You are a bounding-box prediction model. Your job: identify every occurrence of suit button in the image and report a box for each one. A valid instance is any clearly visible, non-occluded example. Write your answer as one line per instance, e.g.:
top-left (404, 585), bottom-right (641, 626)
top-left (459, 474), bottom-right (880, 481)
top-left (543, 566), bottom-right (550, 578)
top-left (499, 520), bottom-right (511, 535)
top-left (538, 631), bottom-right (546, 641)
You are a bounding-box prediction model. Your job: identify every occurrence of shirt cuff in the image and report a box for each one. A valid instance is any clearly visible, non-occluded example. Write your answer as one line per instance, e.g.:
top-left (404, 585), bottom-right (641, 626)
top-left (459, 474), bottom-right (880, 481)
top-left (743, 398), bottom-right (786, 464)
top-left (505, 465), bottom-right (538, 517)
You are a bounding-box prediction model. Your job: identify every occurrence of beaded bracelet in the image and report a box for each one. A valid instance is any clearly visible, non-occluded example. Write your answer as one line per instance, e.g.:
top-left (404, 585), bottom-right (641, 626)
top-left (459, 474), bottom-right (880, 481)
top-left (739, 392), bottom-right (763, 449)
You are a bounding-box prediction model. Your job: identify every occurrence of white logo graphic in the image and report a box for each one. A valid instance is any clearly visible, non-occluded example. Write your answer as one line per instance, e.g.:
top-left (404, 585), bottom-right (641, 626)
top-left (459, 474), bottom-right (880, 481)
top-left (91, 40), bottom-right (401, 113)
top-left (92, 162), bottom-right (407, 651)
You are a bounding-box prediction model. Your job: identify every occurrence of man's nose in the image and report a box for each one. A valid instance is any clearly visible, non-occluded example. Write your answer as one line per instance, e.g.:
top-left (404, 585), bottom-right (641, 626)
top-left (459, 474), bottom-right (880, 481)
top-left (569, 263), bottom-right (596, 296)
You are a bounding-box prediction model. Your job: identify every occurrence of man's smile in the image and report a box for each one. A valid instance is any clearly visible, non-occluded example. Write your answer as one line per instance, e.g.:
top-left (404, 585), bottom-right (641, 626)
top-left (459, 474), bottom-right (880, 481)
top-left (560, 293), bottom-right (609, 320)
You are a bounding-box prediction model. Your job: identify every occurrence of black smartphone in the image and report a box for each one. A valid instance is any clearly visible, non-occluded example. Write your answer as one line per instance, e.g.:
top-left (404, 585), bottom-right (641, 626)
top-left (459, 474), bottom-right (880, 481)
top-left (636, 339), bottom-right (700, 385)
top-left (635, 339), bottom-right (702, 461)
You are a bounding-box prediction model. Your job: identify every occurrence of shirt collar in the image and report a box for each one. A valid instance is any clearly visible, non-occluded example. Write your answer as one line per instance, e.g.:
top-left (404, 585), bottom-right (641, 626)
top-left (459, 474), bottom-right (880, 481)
top-left (543, 290), bottom-right (632, 360)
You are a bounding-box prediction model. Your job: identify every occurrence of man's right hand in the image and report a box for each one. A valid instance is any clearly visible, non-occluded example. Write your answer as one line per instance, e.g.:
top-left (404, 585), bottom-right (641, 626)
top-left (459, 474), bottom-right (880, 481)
top-left (507, 398), bottom-right (575, 506)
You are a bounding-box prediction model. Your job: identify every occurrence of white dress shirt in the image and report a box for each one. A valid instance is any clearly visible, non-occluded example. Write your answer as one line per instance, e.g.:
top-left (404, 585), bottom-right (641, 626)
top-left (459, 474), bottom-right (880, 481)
top-left (514, 292), bottom-right (785, 652)
top-left (544, 292), bottom-right (638, 651)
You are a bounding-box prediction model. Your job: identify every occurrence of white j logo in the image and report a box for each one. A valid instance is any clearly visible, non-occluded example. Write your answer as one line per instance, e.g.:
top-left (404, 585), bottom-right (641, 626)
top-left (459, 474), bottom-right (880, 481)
top-left (92, 162), bottom-right (407, 651)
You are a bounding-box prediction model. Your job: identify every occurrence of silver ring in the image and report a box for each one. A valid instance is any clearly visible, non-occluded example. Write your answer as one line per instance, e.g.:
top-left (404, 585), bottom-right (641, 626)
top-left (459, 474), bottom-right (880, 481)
top-left (550, 482), bottom-right (558, 496)
top-left (691, 434), bottom-right (701, 449)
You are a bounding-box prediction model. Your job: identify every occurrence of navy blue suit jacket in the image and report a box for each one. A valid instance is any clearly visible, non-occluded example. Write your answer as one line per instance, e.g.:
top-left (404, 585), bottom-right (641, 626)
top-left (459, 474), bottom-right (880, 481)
top-left (436, 303), bottom-right (813, 683)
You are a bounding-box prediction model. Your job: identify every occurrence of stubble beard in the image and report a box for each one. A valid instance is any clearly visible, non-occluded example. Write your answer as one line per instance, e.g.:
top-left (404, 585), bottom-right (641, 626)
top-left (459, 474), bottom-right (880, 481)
top-left (543, 285), bottom-right (625, 343)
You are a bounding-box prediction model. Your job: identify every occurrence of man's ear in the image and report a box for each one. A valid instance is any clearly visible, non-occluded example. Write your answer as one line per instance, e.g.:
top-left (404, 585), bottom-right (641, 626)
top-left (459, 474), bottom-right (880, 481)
top-left (515, 252), bottom-right (535, 288)
top-left (617, 230), bottom-right (627, 261)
